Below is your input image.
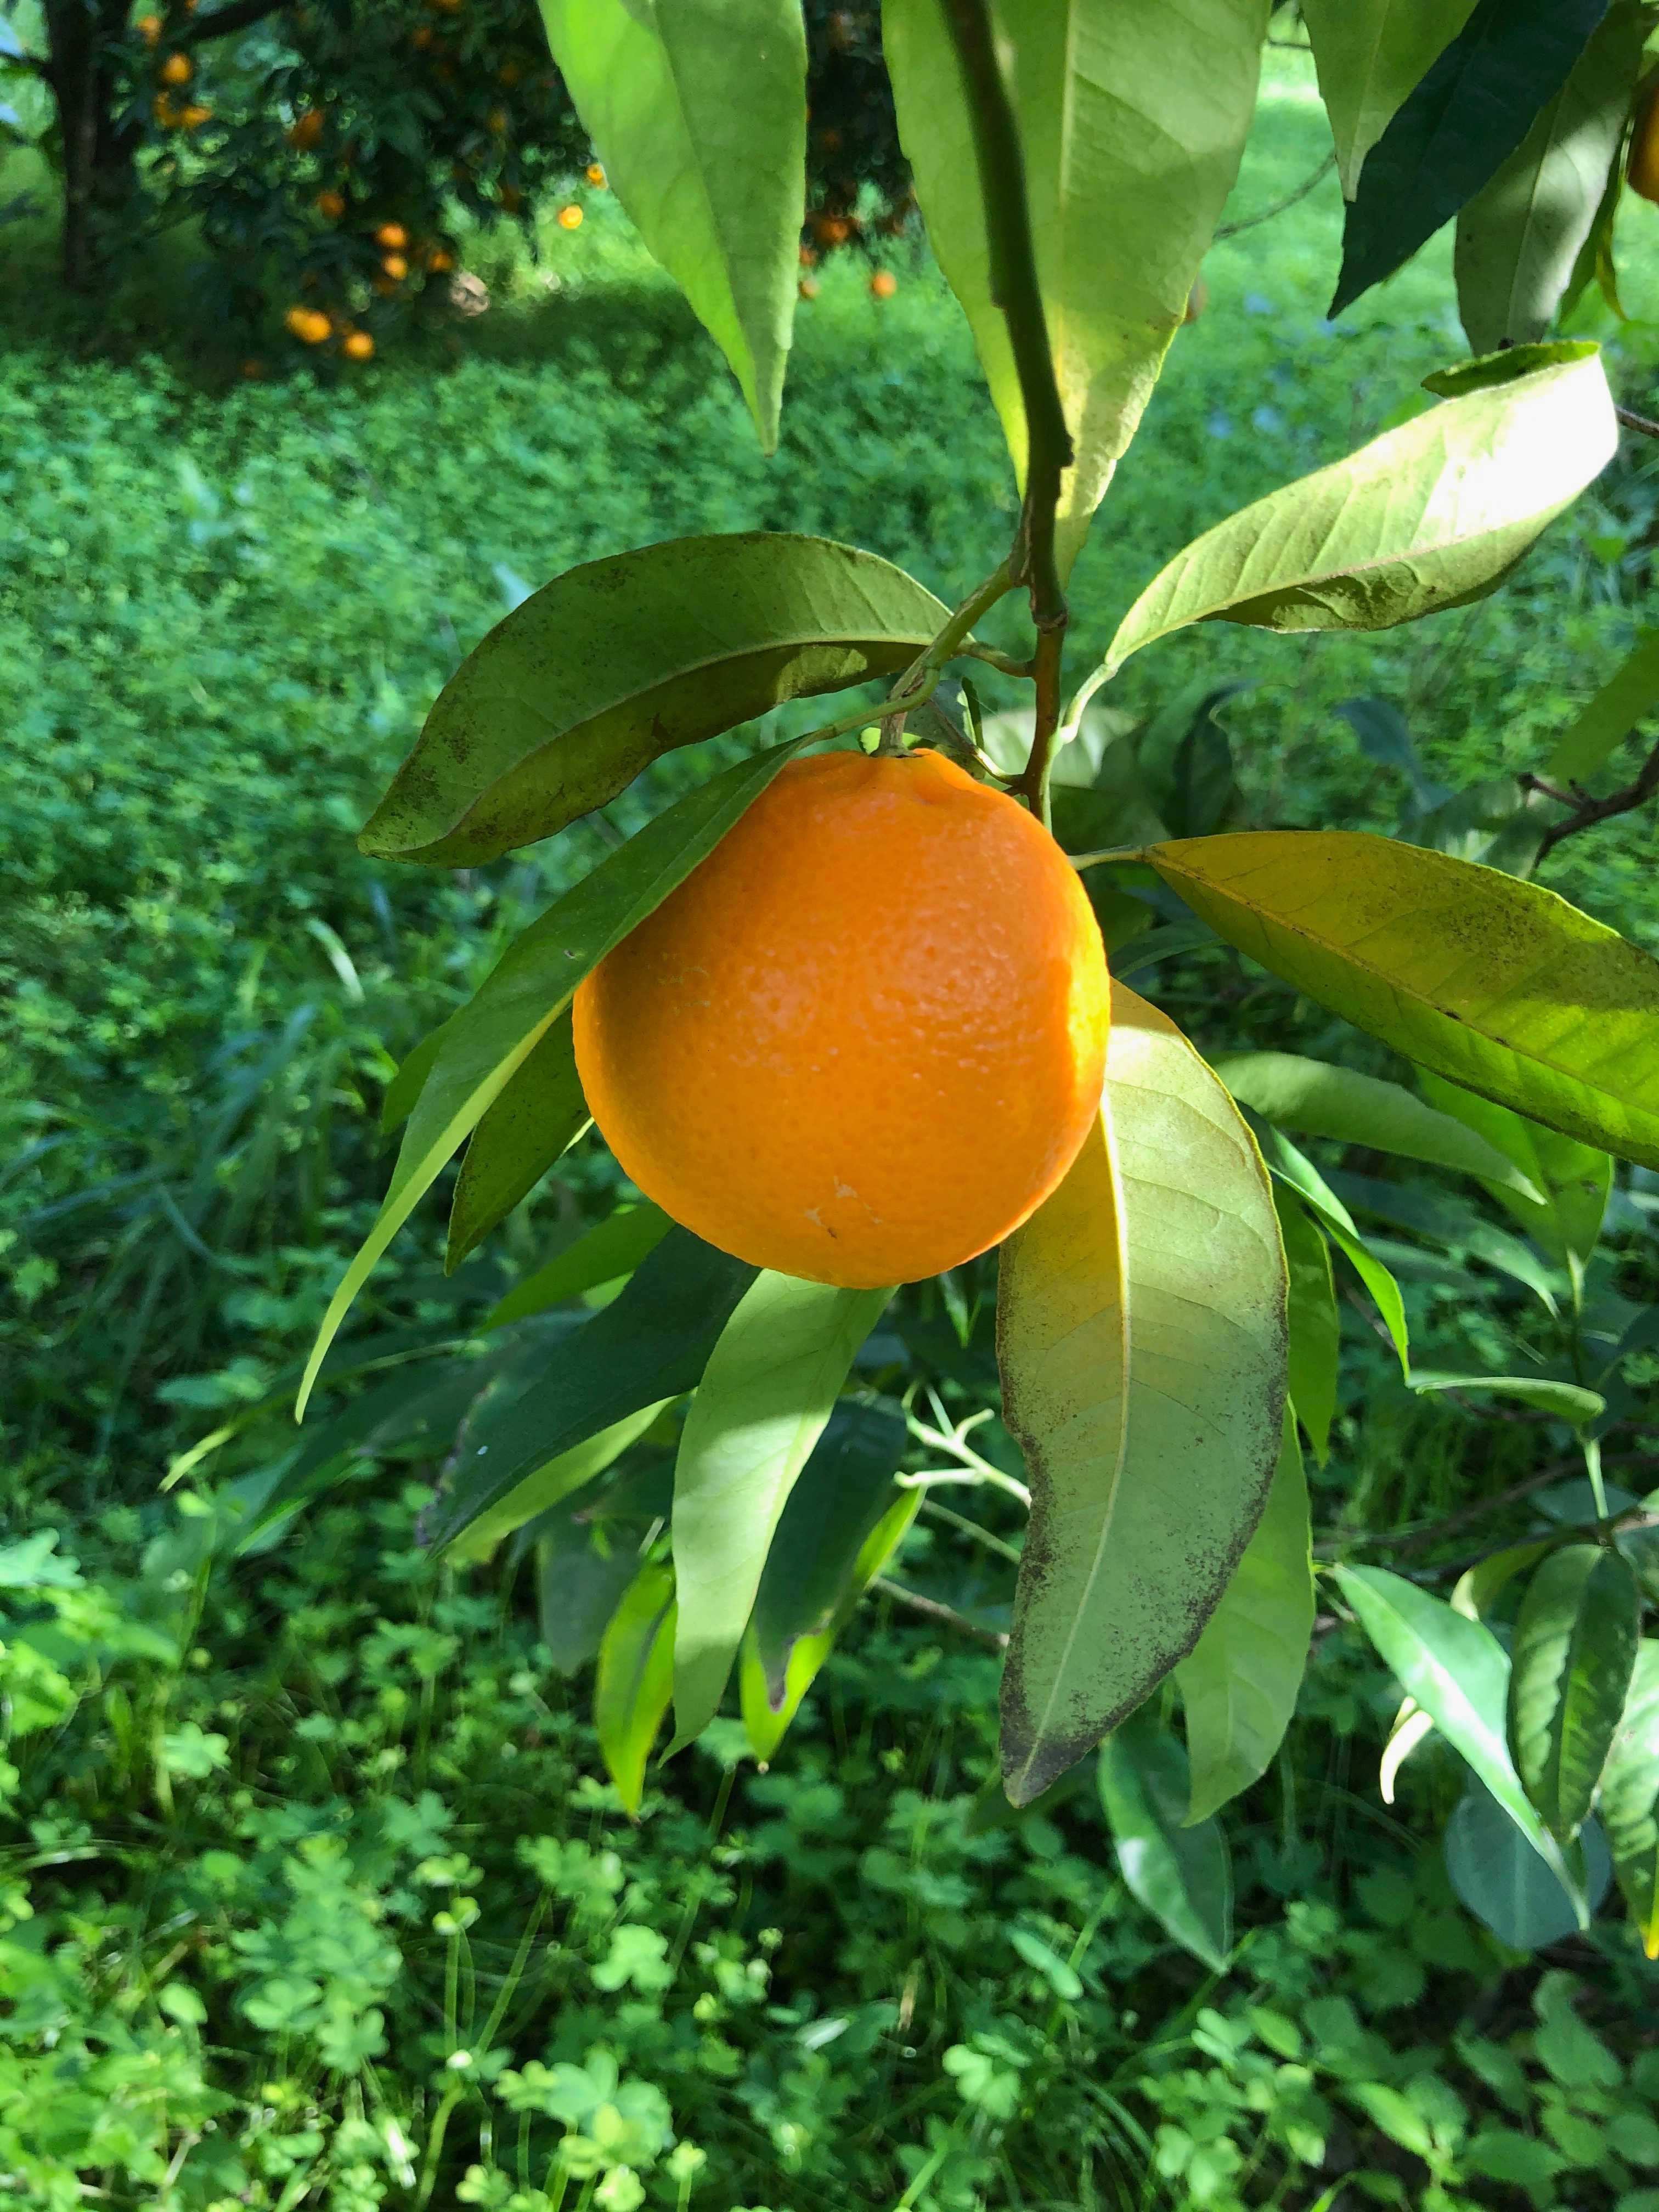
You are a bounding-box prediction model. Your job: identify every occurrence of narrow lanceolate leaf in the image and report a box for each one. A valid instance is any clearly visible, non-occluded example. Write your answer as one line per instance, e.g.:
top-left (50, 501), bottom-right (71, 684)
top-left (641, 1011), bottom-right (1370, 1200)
top-left (425, 1229), bottom-right (757, 1552)
top-left (1146, 832), bottom-right (1659, 1171)
top-left (1454, 5), bottom-right (1645, 356)
top-left (1547, 627), bottom-right (1659, 783)
top-left (1266, 1132), bottom-right (1409, 1378)
top-left (1412, 1374), bottom-right (1605, 1427)
top-left (1445, 1780), bottom-right (1612, 1950)
top-left (996, 984), bottom-right (1286, 1807)
top-left (1334, 1564), bottom-right (1581, 1904)
top-left (1097, 1713), bottom-right (1233, 1971)
top-left (381, 1018), bottom-right (452, 1133)
top-left (363, 537), bottom-right (946, 865)
top-left (1273, 1187), bottom-right (1339, 1463)
top-left (740, 1488), bottom-right (918, 1764)
top-left (1217, 1051), bottom-right (1538, 1198)
top-left (445, 1009), bottom-right (588, 1269)
top-left (1599, 1642), bottom-right (1659, 1957)
top-left (537, 0), bottom-right (805, 447)
top-left (1417, 1073), bottom-right (1611, 1269)
top-left (1176, 1412), bottom-right (1314, 1824)
top-left (670, 1277), bottom-right (891, 1748)
top-left (446, 1400), bottom-right (668, 1566)
top-left (1330, 0), bottom-right (1612, 319)
top-left (1508, 1545), bottom-right (1641, 1841)
top-left (298, 741), bottom-right (799, 1414)
top-left (883, 0), bottom-right (1265, 579)
top-left (484, 1203), bottom-right (673, 1331)
top-left (1302, 0), bottom-right (1482, 198)
top-left (1094, 351), bottom-right (1615, 682)
top-left (594, 1559), bottom-right (677, 1818)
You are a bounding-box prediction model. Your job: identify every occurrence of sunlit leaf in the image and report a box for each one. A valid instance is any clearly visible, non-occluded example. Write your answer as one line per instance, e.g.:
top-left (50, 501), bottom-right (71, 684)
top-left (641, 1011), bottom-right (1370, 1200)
top-left (537, 0), bottom-right (805, 447)
top-left (594, 1558), bottom-right (676, 1817)
top-left (1265, 1131), bottom-right (1409, 1378)
top-left (1147, 831), bottom-right (1659, 1170)
top-left (1097, 1712), bottom-right (1233, 1971)
top-left (740, 1488), bottom-right (918, 1764)
top-left (1273, 1187), bottom-right (1339, 1462)
top-left (362, 537), bottom-right (946, 865)
top-left (1176, 1412), bottom-right (1314, 1822)
top-left (447, 1400), bottom-right (668, 1566)
top-left (1599, 1641), bottom-right (1659, 1957)
top-left (1546, 625), bottom-right (1659, 783)
top-left (1217, 1051), bottom-right (1538, 1197)
top-left (997, 985), bottom-right (1286, 1805)
top-left (1330, 0), bottom-right (1612, 318)
top-left (1302, 0), bottom-right (1482, 196)
top-left (446, 1009), bottom-right (589, 1269)
top-left (1418, 1072), bottom-right (1612, 1269)
top-left (298, 741), bottom-right (799, 1414)
top-left (1334, 1563), bottom-right (1580, 1904)
top-left (1454, 4), bottom-right (1644, 355)
top-left (1508, 1544), bottom-right (1641, 1840)
top-left (1094, 351), bottom-right (1615, 681)
top-left (425, 1229), bottom-right (757, 1553)
top-left (670, 1276), bottom-right (891, 1748)
top-left (484, 1204), bottom-right (673, 1331)
top-left (1452, 1539), bottom-right (1555, 1621)
top-left (1411, 1373), bottom-right (1605, 1426)
top-left (883, 0), bottom-right (1266, 577)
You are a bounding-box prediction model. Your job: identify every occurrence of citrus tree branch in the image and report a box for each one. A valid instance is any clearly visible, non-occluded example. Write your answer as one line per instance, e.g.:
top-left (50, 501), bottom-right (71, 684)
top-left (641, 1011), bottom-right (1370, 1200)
top-left (180, 0), bottom-right (290, 47)
top-left (873, 1576), bottom-right (1010, 1650)
top-left (1522, 732), bottom-right (1659, 862)
top-left (935, 0), bottom-right (1071, 818)
top-left (1214, 151), bottom-right (1335, 241)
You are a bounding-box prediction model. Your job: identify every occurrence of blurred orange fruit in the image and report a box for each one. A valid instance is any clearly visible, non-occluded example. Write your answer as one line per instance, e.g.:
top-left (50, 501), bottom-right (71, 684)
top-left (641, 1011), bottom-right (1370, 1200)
top-left (585, 161), bottom-right (606, 187)
top-left (870, 269), bottom-right (898, 299)
top-left (557, 203), bottom-right (583, 230)
top-left (572, 748), bottom-right (1111, 1288)
top-left (159, 50), bottom-right (191, 83)
top-left (375, 222), bottom-right (408, 250)
top-left (343, 331), bottom-right (375, 361)
top-left (288, 109), bottom-right (323, 150)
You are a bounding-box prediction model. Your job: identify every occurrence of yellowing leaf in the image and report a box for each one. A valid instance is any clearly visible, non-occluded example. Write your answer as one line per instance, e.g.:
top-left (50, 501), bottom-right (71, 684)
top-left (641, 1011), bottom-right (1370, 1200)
top-left (997, 984), bottom-right (1286, 1805)
top-left (884, 0), bottom-right (1266, 578)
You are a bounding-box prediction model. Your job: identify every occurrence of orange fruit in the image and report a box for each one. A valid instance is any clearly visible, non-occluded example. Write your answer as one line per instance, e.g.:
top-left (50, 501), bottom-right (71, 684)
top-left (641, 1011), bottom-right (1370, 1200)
top-left (179, 101), bottom-right (211, 128)
top-left (152, 92), bottom-right (178, 126)
top-left (586, 161), bottom-right (606, 187)
top-left (343, 330), bottom-right (375, 360)
top-left (284, 306), bottom-right (330, 344)
top-left (288, 109), bottom-right (323, 150)
top-left (557, 203), bottom-right (583, 230)
top-left (1632, 86), bottom-right (1659, 201)
top-left (572, 748), bottom-right (1110, 1288)
top-left (870, 269), bottom-right (898, 300)
top-left (427, 247), bottom-right (455, 272)
top-left (814, 212), bottom-right (852, 247)
top-left (487, 106), bottom-right (508, 134)
top-left (798, 275), bottom-right (819, 300)
top-left (159, 50), bottom-right (191, 83)
top-left (799, 242), bottom-right (817, 266)
top-left (375, 221), bottom-right (408, 250)
top-left (381, 252), bottom-right (408, 280)
top-left (137, 14), bottom-right (162, 44)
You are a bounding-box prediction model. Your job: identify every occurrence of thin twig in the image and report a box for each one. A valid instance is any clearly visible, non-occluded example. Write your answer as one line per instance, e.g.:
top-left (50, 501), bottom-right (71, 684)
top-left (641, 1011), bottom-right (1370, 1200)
top-left (1616, 404), bottom-right (1659, 441)
top-left (1521, 733), bottom-right (1659, 862)
top-left (919, 1496), bottom-right (1023, 1565)
top-left (936, 0), bottom-right (1072, 819)
top-left (873, 1577), bottom-right (1009, 1650)
top-left (1215, 151), bottom-right (1337, 242)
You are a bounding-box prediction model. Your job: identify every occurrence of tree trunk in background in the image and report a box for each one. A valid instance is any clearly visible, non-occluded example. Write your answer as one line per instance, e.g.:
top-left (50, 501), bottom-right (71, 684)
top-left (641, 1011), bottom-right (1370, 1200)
top-left (42, 0), bottom-right (139, 291)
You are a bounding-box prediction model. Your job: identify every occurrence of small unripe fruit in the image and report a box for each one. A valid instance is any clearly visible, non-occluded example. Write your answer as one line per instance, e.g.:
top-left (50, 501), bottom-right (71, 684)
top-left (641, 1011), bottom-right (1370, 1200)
top-left (381, 252), bottom-right (408, 280)
top-left (343, 330), bottom-right (375, 361)
top-left (159, 50), bottom-right (191, 84)
top-left (870, 269), bottom-right (897, 300)
top-left (375, 222), bottom-right (408, 250)
top-left (798, 275), bottom-right (819, 300)
top-left (586, 162), bottom-right (606, 187)
top-left (427, 247), bottom-right (455, 272)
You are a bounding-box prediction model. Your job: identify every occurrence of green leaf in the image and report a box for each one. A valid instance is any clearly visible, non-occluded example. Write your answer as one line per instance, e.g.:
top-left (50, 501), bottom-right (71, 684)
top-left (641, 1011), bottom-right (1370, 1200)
top-left (1274, 1186), bottom-right (1340, 1462)
top-left (1452, 1539), bottom-right (1554, 1621)
top-left (749, 1397), bottom-right (909, 1702)
top-left (1265, 1131), bottom-right (1409, 1379)
top-left (1417, 1072), bottom-right (1612, 1269)
top-left (537, 1526), bottom-right (646, 1676)
top-left (484, 1204), bottom-right (673, 1331)
top-left (1094, 350), bottom-right (1616, 681)
top-left (1330, 0), bottom-right (1613, 319)
top-left (1334, 1562), bottom-right (1581, 1903)
top-left (1176, 1411), bottom-right (1314, 1823)
top-left (883, 0), bottom-right (1266, 578)
top-left (445, 1009), bottom-right (589, 1269)
top-left (1419, 336), bottom-right (1601, 398)
top-left (297, 740), bottom-right (799, 1415)
top-left (423, 1229), bottom-right (757, 1553)
top-left (1216, 1051), bottom-right (1539, 1198)
top-left (1146, 831), bottom-right (1659, 1171)
top-left (1444, 1779), bottom-right (1612, 1949)
top-left (594, 1558), bottom-right (677, 1818)
top-left (996, 984), bottom-right (1286, 1805)
top-left (670, 1276), bottom-right (891, 1748)
top-left (1547, 625), bottom-right (1659, 783)
top-left (1508, 1544), bottom-right (1641, 1839)
top-left (381, 1019), bottom-right (451, 1134)
top-left (1410, 1373), bottom-right (1606, 1426)
top-left (1302, 0), bottom-right (1482, 197)
top-left (361, 537), bottom-right (947, 866)
top-left (1454, 5), bottom-right (1645, 355)
top-left (1598, 1641), bottom-right (1659, 1957)
top-left (1097, 1712), bottom-right (1233, 1971)
top-left (740, 1488), bottom-right (918, 1764)
top-left (536, 0), bottom-right (805, 447)
top-left (447, 1400), bottom-right (668, 1566)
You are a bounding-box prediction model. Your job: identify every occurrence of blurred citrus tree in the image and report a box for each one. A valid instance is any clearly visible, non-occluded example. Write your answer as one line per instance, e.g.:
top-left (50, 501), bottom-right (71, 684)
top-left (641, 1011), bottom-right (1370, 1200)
top-left (0, 0), bottom-right (910, 355)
